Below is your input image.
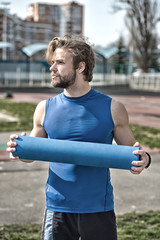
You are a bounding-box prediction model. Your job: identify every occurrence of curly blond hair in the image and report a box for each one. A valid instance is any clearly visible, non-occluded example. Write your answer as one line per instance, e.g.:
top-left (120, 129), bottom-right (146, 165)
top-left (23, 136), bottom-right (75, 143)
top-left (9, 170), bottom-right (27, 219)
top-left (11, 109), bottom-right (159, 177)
top-left (46, 35), bottom-right (95, 82)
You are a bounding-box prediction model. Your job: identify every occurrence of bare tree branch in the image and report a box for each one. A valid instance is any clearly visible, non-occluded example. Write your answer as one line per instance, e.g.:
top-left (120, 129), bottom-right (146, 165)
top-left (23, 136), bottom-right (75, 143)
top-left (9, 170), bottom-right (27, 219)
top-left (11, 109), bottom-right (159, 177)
top-left (113, 0), bottom-right (160, 72)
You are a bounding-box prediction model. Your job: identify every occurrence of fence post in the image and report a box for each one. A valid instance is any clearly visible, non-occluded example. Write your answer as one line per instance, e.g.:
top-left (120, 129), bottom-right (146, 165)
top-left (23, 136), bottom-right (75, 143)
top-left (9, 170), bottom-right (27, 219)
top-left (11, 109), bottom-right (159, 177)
top-left (16, 68), bottom-right (21, 87)
top-left (29, 72), bottom-right (33, 86)
top-left (4, 72), bottom-right (8, 87)
top-left (41, 68), bottom-right (46, 87)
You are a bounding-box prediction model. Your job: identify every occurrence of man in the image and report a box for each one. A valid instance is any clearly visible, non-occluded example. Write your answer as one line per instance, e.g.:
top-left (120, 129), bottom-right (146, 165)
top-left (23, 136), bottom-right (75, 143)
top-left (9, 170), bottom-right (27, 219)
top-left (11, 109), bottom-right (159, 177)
top-left (7, 35), bottom-right (151, 240)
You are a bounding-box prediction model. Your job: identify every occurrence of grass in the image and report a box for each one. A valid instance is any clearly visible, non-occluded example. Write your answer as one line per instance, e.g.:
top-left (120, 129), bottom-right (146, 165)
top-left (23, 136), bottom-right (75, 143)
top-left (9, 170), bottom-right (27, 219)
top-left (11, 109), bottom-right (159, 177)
top-left (0, 98), bottom-right (160, 149)
top-left (0, 223), bottom-right (42, 240)
top-left (130, 124), bottom-right (160, 149)
top-left (117, 211), bottom-right (160, 240)
top-left (0, 211), bottom-right (160, 240)
top-left (0, 98), bottom-right (35, 132)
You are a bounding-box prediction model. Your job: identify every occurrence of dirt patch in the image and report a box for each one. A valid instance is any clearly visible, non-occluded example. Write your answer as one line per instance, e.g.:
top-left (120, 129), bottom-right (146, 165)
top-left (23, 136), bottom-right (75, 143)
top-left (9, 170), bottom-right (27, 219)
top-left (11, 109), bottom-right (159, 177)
top-left (0, 112), bottom-right (19, 122)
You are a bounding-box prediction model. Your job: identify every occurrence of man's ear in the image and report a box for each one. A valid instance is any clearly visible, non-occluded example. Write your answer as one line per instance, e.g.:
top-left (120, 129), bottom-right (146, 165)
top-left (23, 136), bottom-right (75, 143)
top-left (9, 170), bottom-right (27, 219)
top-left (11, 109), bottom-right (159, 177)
top-left (78, 62), bottom-right (86, 73)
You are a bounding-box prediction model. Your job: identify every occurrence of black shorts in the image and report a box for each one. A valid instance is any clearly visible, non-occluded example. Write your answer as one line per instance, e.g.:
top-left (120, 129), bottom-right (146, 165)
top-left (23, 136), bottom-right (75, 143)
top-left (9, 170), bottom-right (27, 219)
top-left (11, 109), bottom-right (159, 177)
top-left (41, 209), bottom-right (117, 240)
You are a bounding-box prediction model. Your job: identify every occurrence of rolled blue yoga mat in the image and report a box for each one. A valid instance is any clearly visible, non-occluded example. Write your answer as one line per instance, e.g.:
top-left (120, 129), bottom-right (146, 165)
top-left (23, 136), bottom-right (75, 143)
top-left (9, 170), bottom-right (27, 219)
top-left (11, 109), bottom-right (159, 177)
top-left (12, 136), bottom-right (139, 170)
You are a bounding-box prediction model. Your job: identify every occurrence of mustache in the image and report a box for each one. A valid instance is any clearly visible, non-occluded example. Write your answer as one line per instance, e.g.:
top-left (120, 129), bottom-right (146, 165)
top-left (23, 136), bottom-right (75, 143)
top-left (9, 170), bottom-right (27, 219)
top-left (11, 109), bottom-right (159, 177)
top-left (51, 73), bottom-right (60, 77)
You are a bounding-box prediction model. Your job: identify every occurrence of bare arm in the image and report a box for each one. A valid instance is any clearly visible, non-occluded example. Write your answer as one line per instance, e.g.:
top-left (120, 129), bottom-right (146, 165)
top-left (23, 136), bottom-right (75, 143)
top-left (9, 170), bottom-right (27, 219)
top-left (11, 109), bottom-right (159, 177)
top-left (111, 99), bottom-right (150, 174)
top-left (111, 99), bottom-right (135, 146)
top-left (7, 100), bottom-right (47, 162)
top-left (30, 100), bottom-right (47, 138)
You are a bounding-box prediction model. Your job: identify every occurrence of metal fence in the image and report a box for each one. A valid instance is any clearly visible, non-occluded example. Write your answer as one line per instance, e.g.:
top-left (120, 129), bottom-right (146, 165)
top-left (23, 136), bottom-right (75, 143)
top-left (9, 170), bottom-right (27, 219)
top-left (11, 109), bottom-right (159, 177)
top-left (0, 71), bottom-right (51, 88)
top-left (0, 71), bottom-right (160, 91)
top-left (130, 74), bottom-right (160, 92)
top-left (0, 72), bottom-right (129, 88)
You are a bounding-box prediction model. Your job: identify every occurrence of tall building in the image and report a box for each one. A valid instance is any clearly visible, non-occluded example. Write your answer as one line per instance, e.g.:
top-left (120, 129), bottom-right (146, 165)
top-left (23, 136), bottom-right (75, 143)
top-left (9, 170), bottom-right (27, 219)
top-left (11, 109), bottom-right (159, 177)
top-left (0, 9), bottom-right (24, 60)
top-left (59, 2), bottom-right (83, 36)
top-left (0, 1), bottom-right (84, 60)
top-left (26, 2), bottom-right (83, 37)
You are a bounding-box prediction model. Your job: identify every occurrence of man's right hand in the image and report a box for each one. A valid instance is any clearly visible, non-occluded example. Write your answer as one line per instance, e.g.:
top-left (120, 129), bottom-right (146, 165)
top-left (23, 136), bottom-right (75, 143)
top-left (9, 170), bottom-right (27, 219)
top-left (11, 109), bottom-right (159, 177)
top-left (6, 132), bottom-right (26, 160)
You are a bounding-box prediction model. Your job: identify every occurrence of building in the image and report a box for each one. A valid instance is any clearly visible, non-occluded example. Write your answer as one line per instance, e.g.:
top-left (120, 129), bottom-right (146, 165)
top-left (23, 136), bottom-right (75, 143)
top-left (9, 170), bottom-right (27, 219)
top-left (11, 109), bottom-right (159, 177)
top-left (58, 2), bottom-right (83, 36)
top-left (0, 9), bottom-right (24, 60)
top-left (0, 1), bottom-right (84, 60)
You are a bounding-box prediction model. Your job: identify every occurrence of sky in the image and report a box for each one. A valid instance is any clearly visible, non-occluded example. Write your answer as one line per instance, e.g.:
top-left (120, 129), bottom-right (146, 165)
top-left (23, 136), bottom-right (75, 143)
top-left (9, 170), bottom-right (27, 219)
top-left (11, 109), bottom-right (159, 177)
top-left (1, 0), bottom-right (127, 47)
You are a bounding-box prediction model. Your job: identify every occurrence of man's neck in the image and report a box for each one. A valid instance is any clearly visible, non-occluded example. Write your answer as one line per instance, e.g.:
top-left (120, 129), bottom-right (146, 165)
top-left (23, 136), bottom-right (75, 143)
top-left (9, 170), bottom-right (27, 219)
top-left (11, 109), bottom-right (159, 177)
top-left (64, 82), bottom-right (91, 98)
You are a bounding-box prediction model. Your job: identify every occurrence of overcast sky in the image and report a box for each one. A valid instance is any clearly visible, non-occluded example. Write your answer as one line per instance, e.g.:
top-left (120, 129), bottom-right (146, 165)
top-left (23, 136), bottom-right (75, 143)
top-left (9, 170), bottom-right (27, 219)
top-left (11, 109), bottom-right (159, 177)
top-left (2, 0), bottom-right (128, 47)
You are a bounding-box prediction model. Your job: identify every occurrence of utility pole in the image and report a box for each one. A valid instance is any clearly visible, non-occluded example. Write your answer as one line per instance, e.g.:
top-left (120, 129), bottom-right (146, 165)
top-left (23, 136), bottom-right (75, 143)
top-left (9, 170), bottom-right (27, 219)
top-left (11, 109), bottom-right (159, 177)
top-left (1, 1), bottom-right (10, 60)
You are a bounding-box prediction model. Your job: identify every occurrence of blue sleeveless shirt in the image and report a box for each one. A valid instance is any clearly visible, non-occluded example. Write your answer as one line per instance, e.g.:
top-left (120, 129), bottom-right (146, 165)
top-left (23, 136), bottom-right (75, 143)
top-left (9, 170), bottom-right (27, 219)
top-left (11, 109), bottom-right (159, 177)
top-left (43, 88), bottom-right (115, 213)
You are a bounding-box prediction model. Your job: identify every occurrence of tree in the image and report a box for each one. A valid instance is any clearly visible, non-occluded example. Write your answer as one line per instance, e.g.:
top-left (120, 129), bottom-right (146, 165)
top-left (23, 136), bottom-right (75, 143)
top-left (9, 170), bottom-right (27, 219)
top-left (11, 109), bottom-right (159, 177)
top-left (113, 0), bottom-right (160, 72)
top-left (111, 36), bottom-right (128, 74)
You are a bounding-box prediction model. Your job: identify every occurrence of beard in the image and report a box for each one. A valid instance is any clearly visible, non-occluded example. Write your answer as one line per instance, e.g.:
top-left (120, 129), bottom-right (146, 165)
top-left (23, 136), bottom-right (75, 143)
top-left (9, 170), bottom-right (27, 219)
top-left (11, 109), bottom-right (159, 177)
top-left (51, 70), bottom-right (76, 89)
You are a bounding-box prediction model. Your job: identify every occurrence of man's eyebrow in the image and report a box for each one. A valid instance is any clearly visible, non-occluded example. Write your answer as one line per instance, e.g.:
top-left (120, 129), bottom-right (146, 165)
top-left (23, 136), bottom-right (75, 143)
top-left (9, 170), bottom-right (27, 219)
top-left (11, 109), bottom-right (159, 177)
top-left (51, 58), bottom-right (65, 63)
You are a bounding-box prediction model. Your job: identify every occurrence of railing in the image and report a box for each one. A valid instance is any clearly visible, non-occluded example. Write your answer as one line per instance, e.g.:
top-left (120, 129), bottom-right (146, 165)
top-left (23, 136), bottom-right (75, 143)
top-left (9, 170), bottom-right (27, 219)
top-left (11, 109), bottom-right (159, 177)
top-left (91, 73), bottom-right (129, 86)
top-left (0, 72), bottom-right (52, 88)
top-left (0, 72), bottom-right (129, 88)
top-left (0, 71), bottom-right (160, 91)
top-left (130, 74), bottom-right (160, 92)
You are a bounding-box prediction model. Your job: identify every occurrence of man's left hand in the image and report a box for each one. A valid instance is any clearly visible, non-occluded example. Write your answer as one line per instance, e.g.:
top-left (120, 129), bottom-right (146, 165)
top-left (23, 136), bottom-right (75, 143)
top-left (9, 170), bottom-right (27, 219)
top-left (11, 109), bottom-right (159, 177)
top-left (131, 142), bottom-right (149, 175)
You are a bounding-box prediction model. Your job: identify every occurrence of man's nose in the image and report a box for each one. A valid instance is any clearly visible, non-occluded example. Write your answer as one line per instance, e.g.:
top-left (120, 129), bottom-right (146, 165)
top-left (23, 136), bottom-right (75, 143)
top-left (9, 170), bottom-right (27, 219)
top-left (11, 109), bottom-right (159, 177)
top-left (50, 63), bottom-right (57, 72)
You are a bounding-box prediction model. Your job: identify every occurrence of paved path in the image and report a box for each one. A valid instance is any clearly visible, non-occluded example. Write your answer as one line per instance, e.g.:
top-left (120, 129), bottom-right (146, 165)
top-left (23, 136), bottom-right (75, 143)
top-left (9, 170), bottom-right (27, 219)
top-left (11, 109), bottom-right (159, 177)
top-left (0, 154), bottom-right (159, 226)
top-left (113, 95), bottom-right (160, 130)
top-left (0, 88), bottom-right (160, 225)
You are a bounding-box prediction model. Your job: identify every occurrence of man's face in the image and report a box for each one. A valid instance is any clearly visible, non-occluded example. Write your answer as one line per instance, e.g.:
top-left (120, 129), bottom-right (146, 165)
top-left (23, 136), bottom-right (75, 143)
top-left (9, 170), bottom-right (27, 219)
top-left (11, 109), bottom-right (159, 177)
top-left (50, 48), bottom-right (76, 88)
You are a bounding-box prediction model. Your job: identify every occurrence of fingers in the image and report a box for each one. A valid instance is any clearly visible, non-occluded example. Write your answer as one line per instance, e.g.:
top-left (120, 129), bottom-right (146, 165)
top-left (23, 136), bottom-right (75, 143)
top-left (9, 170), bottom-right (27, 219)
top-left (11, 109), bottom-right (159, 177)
top-left (6, 133), bottom-right (24, 160)
top-left (6, 148), bottom-right (19, 160)
top-left (130, 169), bottom-right (142, 175)
top-left (10, 134), bottom-right (19, 142)
top-left (21, 132), bottom-right (26, 136)
top-left (133, 141), bottom-right (141, 149)
top-left (6, 135), bottom-right (18, 154)
top-left (9, 152), bottom-right (19, 160)
top-left (131, 148), bottom-right (148, 174)
top-left (131, 160), bottom-right (144, 174)
top-left (8, 132), bottom-right (26, 143)
top-left (7, 140), bottom-right (17, 148)
top-left (7, 132), bottom-right (26, 147)
top-left (130, 165), bottom-right (144, 175)
top-left (6, 142), bottom-right (19, 160)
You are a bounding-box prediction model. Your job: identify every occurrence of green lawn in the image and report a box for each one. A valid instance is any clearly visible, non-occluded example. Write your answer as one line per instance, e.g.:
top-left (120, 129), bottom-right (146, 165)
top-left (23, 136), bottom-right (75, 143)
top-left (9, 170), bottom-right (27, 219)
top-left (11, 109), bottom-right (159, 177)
top-left (117, 211), bottom-right (160, 240)
top-left (130, 124), bottom-right (160, 149)
top-left (0, 211), bottom-right (160, 240)
top-left (0, 223), bottom-right (41, 240)
top-left (0, 98), bottom-right (35, 132)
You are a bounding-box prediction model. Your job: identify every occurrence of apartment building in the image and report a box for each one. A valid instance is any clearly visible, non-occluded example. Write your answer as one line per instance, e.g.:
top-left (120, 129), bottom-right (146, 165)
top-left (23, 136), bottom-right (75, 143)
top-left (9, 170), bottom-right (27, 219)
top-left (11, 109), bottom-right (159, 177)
top-left (26, 1), bottom-right (83, 39)
top-left (0, 9), bottom-right (24, 60)
top-left (0, 1), bottom-right (84, 60)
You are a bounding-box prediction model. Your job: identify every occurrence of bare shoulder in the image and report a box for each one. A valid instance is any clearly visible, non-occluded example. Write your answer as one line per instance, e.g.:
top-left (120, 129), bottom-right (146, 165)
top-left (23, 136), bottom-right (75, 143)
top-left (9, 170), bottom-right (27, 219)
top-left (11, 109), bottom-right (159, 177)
top-left (35, 100), bottom-right (46, 112)
top-left (111, 98), bottom-right (129, 127)
top-left (111, 98), bottom-right (126, 114)
top-left (33, 100), bottom-right (46, 125)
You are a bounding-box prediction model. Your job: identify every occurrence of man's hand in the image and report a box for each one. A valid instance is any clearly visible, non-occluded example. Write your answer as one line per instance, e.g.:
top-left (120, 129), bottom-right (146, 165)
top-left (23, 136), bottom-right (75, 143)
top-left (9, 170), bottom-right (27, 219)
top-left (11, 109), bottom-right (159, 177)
top-left (6, 132), bottom-right (26, 160)
top-left (131, 142), bottom-right (150, 175)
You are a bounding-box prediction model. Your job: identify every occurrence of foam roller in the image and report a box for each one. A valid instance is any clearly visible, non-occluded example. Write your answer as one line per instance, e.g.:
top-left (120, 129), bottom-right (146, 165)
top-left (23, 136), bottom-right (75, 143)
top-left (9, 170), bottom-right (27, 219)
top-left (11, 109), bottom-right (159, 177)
top-left (12, 136), bottom-right (139, 170)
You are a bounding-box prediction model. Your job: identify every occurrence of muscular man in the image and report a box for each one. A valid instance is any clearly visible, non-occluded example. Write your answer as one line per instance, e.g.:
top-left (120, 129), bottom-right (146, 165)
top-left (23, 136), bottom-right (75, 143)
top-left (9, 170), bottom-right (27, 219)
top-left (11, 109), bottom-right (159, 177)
top-left (7, 36), bottom-right (151, 240)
